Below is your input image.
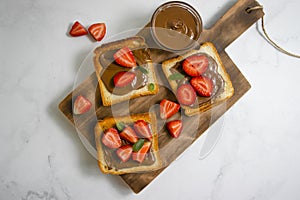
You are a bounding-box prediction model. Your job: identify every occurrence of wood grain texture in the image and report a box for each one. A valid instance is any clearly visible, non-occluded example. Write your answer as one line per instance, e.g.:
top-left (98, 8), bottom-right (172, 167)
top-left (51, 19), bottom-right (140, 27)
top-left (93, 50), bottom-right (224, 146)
top-left (58, 0), bottom-right (263, 194)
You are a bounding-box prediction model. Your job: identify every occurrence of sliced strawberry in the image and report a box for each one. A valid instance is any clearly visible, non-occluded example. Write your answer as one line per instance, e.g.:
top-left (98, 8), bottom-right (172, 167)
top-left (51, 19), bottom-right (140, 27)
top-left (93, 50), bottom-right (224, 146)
top-left (113, 47), bottom-right (137, 68)
top-left (166, 120), bottom-right (183, 138)
top-left (69, 21), bottom-right (88, 37)
top-left (160, 99), bottom-right (180, 119)
top-left (176, 84), bottom-right (197, 106)
top-left (133, 120), bottom-right (152, 140)
top-left (101, 128), bottom-right (121, 149)
top-left (182, 54), bottom-right (209, 77)
top-left (116, 145), bottom-right (133, 162)
top-left (190, 76), bottom-right (213, 97)
top-left (119, 126), bottom-right (138, 143)
top-left (73, 95), bottom-right (92, 115)
top-left (113, 71), bottom-right (136, 87)
top-left (132, 141), bottom-right (151, 163)
top-left (88, 23), bottom-right (106, 42)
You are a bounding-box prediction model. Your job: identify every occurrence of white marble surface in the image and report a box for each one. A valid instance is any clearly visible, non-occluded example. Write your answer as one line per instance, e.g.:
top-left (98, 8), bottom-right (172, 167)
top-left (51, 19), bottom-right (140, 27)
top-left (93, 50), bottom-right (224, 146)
top-left (1, 0), bottom-right (300, 199)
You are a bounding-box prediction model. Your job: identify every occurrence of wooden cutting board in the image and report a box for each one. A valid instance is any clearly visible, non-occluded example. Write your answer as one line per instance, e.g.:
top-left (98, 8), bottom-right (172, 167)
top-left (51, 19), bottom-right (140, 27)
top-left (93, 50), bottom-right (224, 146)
top-left (58, 0), bottom-right (263, 194)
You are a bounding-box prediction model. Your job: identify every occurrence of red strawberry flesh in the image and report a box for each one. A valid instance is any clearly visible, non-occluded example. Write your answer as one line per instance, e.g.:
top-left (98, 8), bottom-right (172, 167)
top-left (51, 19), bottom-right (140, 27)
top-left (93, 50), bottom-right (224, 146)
top-left (116, 145), bottom-right (133, 162)
top-left (113, 47), bottom-right (137, 68)
top-left (190, 76), bottom-right (213, 97)
top-left (132, 141), bottom-right (151, 163)
top-left (133, 120), bottom-right (152, 140)
top-left (69, 21), bottom-right (88, 37)
top-left (160, 99), bottom-right (180, 119)
top-left (182, 54), bottom-right (209, 77)
top-left (101, 128), bottom-right (121, 149)
top-left (73, 95), bottom-right (92, 115)
top-left (119, 126), bottom-right (138, 143)
top-left (88, 23), bottom-right (106, 42)
top-left (113, 71), bottom-right (136, 87)
top-left (167, 120), bottom-right (183, 138)
top-left (176, 84), bottom-right (197, 106)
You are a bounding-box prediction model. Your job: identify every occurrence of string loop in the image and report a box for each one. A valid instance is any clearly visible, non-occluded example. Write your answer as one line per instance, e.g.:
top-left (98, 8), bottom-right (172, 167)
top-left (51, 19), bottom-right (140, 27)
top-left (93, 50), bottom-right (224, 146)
top-left (246, 5), bottom-right (300, 59)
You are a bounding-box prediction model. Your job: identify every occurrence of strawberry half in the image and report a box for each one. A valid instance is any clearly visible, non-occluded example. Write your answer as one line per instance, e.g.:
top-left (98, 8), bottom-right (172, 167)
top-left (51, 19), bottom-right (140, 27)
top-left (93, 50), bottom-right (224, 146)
top-left (132, 141), bottom-right (151, 163)
top-left (88, 23), bottom-right (106, 42)
top-left (182, 54), bottom-right (209, 77)
top-left (73, 95), bottom-right (92, 115)
top-left (119, 126), bottom-right (138, 144)
top-left (160, 99), bottom-right (180, 119)
top-left (190, 76), bottom-right (213, 97)
top-left (69, 21), bottom-right (88, 37)
top-left (116, 145), bottom-right (133, 162)
top-left (176, 84), bottom-right (197, 106)
top-left (113, 71), bottom-right (136, 87)
top-left (101, 128), bottom-right (122, 149)
top-left (113, 47), bottom-right (137, 68)
top-left (133, 120), bottom-right (152, 140)
top-left (166, 120), bottom-right (183, 138)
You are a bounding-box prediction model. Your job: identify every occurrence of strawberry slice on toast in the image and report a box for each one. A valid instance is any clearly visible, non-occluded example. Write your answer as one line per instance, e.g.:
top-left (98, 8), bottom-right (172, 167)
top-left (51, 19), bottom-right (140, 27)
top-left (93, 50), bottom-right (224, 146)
top-left (132, 141), bottom-right (152, 163)
top-left (113, 47), bottom-right (137, 68)
top-left (101, 128), bottom-right (122, 149)
top-left (190, 76), bottom-right (213, 97)
top-left (116, 145), bottom-right (133, 162)
top-left (182, 54), bottom-right (209, 77)
top-left (176, 84), bottom-right (197, 106)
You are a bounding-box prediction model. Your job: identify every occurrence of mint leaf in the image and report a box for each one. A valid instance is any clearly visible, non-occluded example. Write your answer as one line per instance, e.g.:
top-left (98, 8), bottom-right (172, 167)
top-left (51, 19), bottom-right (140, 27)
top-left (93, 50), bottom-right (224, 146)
top-left (137, 66), bottom-right (148, 74)
top-left (133, 139), bottom-right (145, 152)
top-left (169, 72), bottom-right (185, 80)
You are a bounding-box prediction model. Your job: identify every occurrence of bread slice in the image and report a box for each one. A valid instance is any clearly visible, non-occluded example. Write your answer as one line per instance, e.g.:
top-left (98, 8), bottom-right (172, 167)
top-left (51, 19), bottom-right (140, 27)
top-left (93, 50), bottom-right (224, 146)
top-left (94, 112), bottom-right (161, 175)
top-left (162, 42), bottom-right (234, 116)
top-left (93, 36), bottom-right (159, 106)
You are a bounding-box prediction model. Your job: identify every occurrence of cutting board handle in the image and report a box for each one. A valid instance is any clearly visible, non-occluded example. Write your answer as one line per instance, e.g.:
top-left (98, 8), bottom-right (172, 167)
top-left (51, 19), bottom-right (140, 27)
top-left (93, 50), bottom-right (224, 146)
top-left (200, 0), bottom-right (264, 52)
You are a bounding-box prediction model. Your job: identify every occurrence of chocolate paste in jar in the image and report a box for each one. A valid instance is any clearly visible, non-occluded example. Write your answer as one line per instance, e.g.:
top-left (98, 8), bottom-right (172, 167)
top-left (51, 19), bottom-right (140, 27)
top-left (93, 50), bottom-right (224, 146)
top-left (151, 1), bottom-right (202, 51)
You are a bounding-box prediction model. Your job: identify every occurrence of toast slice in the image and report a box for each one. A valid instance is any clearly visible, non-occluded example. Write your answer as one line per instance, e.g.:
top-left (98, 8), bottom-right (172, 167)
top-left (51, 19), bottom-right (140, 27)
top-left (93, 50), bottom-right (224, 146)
top-left (93, 36), bottom-right (159, 106)
top-left (162, 42), bottom-right (234, 116)
top-left (94, 112), bottom-right (161, 175)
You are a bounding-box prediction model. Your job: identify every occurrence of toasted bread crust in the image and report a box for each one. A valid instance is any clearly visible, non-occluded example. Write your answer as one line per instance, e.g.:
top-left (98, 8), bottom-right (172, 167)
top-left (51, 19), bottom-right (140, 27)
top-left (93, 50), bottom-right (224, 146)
top-left (93, 36), bottom-right (159, 106)
top-left (94, 112), bottom-right (161, 175)
top-left (162, 42), bottom-right (234, 116)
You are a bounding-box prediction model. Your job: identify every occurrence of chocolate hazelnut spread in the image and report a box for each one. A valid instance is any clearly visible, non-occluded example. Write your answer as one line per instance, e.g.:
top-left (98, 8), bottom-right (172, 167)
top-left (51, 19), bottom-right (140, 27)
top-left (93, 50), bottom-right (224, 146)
top-left (171, 53), bottom-right (225, 107)
top-left (151, 1), bottom-right (202, 51)
top-left (99, 47), bottom-right (151, 95)
top-left (103, 146), bottom-right (156, 170)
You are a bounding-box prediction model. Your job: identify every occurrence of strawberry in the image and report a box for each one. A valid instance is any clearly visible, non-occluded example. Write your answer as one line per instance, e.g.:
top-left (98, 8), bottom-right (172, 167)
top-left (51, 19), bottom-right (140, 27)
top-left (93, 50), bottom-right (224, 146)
top-left (119, 126), bottom-right (138, 143)
top-left (69, 21), bottom-right (88, 37)
top-left (73, 95), bottom-right (92, 115)
top-left (176, 84), bottom-right (197, 106)
top-left (88, 23), bottom-right (106, 42)
top-left (101, 128), bottom-right (122, 149)
top-left (182, 54), bottom-right (209, 77)
top-left (190, 76), bottom-right (213, 97)
top-left (113, 71), bottom-right (136, 87)
top-left (133, 120), bottom-right (152, 140)
top-left (113, 47), bottom-right (137, 67)
top-left (166, 120), bottom-right (183, 138)
top-left (132, 141), bottom-right (151, 163)
top-left (160, 99), bottom-right (180, 119)
top-left (116, 145), bottom-right (133, 162)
